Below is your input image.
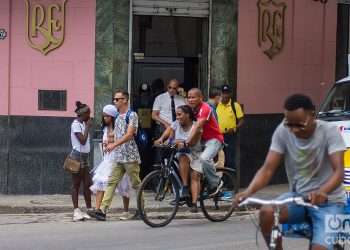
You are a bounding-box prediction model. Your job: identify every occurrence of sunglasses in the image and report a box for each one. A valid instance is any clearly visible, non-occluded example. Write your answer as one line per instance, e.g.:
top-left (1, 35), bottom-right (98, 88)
top-left (283, 117), bottom-right (310, 130)
top-left (168, 86), bottom-right (177, 90)
top-left (113, 97), bottom-right (125, 102)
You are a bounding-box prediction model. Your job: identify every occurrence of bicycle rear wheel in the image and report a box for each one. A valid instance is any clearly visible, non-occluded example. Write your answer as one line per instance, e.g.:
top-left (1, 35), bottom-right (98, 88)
top-left (137, 170), bottom-right (179, 227)
top-left (200, 168), bottom-right (237, 222)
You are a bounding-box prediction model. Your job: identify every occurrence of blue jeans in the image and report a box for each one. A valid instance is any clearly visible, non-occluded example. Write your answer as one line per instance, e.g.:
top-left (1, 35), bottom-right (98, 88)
top-left (200, 139), bottom-right (222, 189)
top-left (278, 192), bottom-right (345, 249)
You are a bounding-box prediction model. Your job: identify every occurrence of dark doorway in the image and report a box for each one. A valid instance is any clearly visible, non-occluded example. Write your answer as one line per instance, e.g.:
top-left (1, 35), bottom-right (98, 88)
top-left (131, 15), bottom-right (208, 178)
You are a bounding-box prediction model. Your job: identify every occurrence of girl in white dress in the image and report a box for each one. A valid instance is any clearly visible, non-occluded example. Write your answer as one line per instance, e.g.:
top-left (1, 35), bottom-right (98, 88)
top-left (90, 105), bottom-right (131, 218)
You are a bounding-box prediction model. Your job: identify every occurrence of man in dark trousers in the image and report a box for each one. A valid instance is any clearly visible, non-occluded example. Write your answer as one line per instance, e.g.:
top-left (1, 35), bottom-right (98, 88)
top-left (216, 84), bottom-right (244, 170)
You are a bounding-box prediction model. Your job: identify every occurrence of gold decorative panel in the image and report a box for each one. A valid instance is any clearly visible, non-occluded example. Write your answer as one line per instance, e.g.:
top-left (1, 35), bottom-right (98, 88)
top-left (25, 0), bottom-right (67, 55)
top-left (257, 0), bottom-right (286, 60)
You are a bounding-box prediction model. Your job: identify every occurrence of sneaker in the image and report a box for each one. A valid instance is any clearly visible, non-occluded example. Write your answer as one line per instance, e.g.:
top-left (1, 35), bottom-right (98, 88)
top-left (91, 208), bottom-right (106, 221)
top-left (180, 186), bottom-right (190, 200)
top-left (170, 199), bottom-right (187, 206)
top-left (86, 208), bottom-right (97, 218)
top-left (208, 180), bottom-right (224, 197)
top-left (73, 208), bottom-right (84, 222)
top-left (81, 209), bottom-right (92, 220)
top-left (119, 211), bottom-right (133, 221)
top-left (190, 203), bottom-right (198, 213)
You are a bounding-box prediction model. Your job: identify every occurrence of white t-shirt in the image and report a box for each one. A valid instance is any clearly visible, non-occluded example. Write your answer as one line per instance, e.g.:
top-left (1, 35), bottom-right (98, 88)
top-left (152, 92), bottom-right (185, 124)
top-left (171, 120), bottom-right (201, 152)
top-left (71, 119), bottom-right (90, 153)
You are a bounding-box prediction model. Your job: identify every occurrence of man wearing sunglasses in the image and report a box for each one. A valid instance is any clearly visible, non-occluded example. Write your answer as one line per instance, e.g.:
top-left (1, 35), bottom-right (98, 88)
top-left (152, 79), bottom-right (186, 163)
top-left (152, 79), bottom-right (185, 130)
top-left (235, 94), bottom-right (346, 250)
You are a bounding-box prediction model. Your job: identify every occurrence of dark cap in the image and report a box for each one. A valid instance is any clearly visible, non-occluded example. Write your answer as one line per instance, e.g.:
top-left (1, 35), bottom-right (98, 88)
top-left (221, 84), bottom-right (231, 92)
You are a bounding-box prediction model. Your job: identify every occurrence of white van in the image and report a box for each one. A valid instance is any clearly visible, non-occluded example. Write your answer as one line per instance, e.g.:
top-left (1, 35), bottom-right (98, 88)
top-left (318, 69), bottom-right (350, 207)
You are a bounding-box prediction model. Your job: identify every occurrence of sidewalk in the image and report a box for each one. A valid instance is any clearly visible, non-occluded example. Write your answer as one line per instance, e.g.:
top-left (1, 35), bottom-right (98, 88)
top-left (0, 184), bottom-right (288, 215)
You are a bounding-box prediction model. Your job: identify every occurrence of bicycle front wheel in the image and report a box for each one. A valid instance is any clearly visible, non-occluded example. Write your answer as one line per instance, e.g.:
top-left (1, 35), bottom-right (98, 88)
top-left (137, 170), bottom-right (179, 227)
top-left (200, 168), bottom-right (237, 222)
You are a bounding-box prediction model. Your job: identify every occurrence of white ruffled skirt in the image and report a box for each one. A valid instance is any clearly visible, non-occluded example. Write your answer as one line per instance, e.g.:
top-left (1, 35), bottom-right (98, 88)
top-left (90, 159), bottom-right (131, 197)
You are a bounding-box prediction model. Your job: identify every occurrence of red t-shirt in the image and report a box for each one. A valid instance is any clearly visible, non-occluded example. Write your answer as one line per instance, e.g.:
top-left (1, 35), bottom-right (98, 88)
top-left (196, 102), bottom-right (224, 143)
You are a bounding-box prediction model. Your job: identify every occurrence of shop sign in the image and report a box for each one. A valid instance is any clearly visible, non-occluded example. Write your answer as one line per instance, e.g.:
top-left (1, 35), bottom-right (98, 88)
top-left (0, 29), bottom-right (7, 40)
top-left (257, 0), bottom-right (286, 60)
top-left (25, 0), bottom-right (67, 55)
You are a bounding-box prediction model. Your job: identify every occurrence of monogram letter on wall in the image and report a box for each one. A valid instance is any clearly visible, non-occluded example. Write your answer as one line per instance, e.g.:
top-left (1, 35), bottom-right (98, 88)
top-left (25, 0), bottom-right (67, 55)
top-left (257, 0), bottom-right (286, 60)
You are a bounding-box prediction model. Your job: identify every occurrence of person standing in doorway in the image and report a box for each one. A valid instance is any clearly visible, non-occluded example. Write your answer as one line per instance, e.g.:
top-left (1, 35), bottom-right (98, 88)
top-left (91, 90), bottom-right (141, 221)
top-left (70, 101), bottom-right (93, 222)
top-left (152, 79), bottom-right (185, 163)
top-left (216, 84), bottom-right (244, 170)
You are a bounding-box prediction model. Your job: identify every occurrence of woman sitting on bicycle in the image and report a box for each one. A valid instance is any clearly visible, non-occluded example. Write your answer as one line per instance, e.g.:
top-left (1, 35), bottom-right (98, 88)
top-left (154, 105), bottom-right (203, 212)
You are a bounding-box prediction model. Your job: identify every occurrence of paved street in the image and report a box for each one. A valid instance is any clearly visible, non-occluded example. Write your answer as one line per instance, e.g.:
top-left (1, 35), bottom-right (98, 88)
top-left (0, 214), bottom-right (309, 250)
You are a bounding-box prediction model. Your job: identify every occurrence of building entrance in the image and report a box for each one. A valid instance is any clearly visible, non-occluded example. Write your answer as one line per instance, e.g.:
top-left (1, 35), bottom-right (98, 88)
top-left (131, 15), bottom-right (209, 177)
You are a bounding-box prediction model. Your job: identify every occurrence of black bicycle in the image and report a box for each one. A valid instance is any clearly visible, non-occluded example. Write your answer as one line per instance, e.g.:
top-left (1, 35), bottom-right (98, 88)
top-left (137, 144), bottom-right (237, 227)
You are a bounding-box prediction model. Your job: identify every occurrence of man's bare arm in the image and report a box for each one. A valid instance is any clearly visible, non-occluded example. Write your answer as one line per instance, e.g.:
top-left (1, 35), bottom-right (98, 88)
top-left (186, 118), bottom-right (206, 145)
top-left (320, 151), bottom-right (344, 195)
top-left (105, 124), bottom-right (136, 152)
top-left (234, 151), bottom-right (283, 203)
top-left (152, 110), bottom-right (170, 128)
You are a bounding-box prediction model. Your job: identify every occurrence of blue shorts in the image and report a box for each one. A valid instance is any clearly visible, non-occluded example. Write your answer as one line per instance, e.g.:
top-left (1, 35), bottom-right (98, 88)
top-left (278, 192), bottom-right (345, 249)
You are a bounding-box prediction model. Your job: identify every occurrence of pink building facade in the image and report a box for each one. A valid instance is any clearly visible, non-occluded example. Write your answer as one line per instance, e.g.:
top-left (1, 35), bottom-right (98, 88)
top-left (0, 0), bottom-right (96, 117)
top-left (0, 0), bottom-right (96, 194)
top-left (238, 0), bottom-right (338, 114)
top-left (0, 0), bottom-right (345, 193)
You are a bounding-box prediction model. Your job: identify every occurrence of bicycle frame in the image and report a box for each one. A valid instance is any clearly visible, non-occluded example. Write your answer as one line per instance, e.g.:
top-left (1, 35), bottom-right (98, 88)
top-left (240, 197), bottom-right (317, 250)
top-left (240, 196), bottom-right (347, 250)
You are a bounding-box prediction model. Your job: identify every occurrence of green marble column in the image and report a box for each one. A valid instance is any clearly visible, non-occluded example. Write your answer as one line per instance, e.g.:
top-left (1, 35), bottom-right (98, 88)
top-left (112, 0), bottom-right (130, 91)
top-left (95, 0), bottom-right (130, 120)
top-left (210, 0), bottom-right (238, 98)
top-left (95, 0), bottom-right (114, 118)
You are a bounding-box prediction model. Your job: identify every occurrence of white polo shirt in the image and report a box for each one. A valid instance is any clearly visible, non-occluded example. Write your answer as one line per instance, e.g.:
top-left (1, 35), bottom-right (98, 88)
top-left (152, 92), bottom-right (185, 124)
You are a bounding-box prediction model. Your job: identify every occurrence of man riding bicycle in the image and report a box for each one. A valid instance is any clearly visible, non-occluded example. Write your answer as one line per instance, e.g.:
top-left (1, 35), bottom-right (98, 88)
top-left (186, 88), bottom-right (224, 197)
top-left (235, 94), bottom-right (346, 250)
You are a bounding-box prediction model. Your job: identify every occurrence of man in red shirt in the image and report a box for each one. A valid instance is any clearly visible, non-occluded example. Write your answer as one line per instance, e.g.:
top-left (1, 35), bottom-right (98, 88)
top-left (186, 88), bottom-right (224, 198)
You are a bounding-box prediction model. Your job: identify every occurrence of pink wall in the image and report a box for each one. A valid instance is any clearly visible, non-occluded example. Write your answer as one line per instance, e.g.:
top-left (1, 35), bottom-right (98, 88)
top-left (237, 0), bottom-right (338, 114)
top-left (0, 0), bottom-right (10, 115)
top-left (0, 0), bottom-right (96, 117)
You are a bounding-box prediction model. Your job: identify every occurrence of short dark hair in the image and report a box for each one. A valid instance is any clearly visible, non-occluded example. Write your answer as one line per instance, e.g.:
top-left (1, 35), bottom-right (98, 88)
top-left (209, 87), bottom-right (221, 99)
top-left (114, 89), bottom-right (129, 100)
top-left (284, 94), bottom-right (315, 111)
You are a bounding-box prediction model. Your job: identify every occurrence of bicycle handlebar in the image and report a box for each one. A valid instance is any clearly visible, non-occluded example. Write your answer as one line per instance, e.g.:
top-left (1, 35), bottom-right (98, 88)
top-left (153, 143), bottom-right (177, 149)
top-left (239, 196), bottom-right (318, 209)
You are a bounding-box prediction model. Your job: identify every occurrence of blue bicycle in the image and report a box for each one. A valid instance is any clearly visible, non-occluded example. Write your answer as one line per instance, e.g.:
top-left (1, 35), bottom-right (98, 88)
top-left (137, 144), bottom-right (237, 227)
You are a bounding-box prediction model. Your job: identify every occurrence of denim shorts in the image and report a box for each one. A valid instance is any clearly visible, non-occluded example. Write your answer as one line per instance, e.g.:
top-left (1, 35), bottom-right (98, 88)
top-left (278, 192), bottom-right (345, 249)
top-left (70, 149), bottom-right (89, 169)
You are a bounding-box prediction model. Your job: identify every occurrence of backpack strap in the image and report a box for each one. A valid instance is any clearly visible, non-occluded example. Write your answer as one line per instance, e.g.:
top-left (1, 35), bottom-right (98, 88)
top-left (125, 110), bottom-right (132, 125)
top-left (231, 101), bottom-right (238, 120)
